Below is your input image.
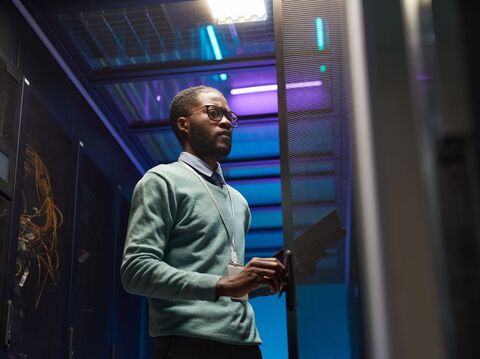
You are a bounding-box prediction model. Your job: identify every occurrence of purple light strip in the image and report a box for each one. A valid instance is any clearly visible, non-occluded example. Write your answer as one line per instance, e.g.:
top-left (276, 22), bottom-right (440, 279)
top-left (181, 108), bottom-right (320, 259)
top-left (286, 80), bottom-right (322, 89)
top-left (230, 80), bottom-right (322, 95)
top-left (231, 84), bottom-right (277, 95)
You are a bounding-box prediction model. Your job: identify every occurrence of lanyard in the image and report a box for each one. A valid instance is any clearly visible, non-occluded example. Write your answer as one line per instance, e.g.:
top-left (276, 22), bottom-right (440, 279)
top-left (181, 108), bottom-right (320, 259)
top-left (180, 161), bottom-right (238, 263)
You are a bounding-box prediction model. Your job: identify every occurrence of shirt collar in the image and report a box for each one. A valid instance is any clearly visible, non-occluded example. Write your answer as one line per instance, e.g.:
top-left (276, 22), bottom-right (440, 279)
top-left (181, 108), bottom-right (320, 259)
top-left (178, 151), bottom-right (225, 181)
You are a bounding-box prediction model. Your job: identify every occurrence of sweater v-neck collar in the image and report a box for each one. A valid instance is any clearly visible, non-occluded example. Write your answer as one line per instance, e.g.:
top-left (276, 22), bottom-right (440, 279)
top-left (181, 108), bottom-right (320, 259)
top-left (178, 151), bottom-right (225, 184)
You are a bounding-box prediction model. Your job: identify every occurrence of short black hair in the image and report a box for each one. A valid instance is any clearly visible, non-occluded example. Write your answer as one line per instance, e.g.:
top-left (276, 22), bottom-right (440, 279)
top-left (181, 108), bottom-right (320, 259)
top-left (169, 86), bottom-right (224, 143)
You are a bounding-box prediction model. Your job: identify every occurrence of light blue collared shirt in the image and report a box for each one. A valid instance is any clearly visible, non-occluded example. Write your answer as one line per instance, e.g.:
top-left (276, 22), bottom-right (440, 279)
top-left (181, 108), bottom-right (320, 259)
top-left (178, 151), bottom-right (226, 185)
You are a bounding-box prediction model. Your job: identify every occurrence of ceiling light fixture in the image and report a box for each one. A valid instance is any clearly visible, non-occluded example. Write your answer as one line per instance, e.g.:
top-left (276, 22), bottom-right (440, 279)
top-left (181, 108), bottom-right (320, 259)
top-left (207, 0), bottom-right (267, 25)
top-left (206, 25), bottom-right (223, 60)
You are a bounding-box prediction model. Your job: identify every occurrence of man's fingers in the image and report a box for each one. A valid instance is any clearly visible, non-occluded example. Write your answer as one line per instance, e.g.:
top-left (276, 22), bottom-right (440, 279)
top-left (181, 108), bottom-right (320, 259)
top-left (242, 267), bottom-right (280, 293)
top-left (253, 258), bottom-right (287, 290)
top-left (219, 257), bottom-right (288, 297)
top-left (249, 257), bottom-right (285, 269)
top-left (247, 258), bottom-right (287, 279)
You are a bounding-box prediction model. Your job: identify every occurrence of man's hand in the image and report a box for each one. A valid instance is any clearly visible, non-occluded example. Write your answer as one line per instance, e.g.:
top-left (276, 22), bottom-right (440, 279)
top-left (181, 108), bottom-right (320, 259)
top-left (215, 257), bottom-right (288, 298)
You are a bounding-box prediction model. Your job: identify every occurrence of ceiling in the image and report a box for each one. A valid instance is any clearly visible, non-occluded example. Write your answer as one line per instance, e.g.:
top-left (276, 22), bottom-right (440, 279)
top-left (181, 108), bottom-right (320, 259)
top-left (26, 0), bottom-right (276, 169)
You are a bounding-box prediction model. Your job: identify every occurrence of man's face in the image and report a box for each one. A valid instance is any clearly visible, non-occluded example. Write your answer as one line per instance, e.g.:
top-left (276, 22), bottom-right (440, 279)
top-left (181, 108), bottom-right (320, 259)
top-left (184, 91), bottom-right (233, 159)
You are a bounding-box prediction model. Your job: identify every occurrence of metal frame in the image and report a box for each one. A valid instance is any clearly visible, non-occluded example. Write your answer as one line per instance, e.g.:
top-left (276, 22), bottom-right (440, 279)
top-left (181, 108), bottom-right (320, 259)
top-left (347, 0), bottom-right (446, 358)
top-left (0, 52), bottom-right (23, 200)
top-left (345, 0), bottom-right (390, 357)
top-left (272, 0), bottom-right (298, 358)
top-left (1, 74), bottom-right (29, 356)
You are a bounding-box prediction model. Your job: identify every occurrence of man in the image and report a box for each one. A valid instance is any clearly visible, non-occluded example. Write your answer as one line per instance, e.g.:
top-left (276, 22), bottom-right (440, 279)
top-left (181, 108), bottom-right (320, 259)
top-left (121, 86), bottom-right (287, 359)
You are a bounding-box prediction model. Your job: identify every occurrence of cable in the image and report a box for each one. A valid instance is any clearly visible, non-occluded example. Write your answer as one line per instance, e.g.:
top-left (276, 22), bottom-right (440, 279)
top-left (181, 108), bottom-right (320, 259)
top-left (17, 145), bottom-right (63, 308)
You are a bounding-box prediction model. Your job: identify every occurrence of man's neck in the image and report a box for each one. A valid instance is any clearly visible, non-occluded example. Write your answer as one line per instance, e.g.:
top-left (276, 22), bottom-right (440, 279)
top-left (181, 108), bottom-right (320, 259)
top-left (183, 148), bottom-right (218, 170)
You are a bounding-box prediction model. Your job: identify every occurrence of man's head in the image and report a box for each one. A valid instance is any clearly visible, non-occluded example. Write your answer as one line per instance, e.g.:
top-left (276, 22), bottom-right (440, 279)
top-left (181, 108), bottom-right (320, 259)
top-left (169, 86), bottom-right (236, 163)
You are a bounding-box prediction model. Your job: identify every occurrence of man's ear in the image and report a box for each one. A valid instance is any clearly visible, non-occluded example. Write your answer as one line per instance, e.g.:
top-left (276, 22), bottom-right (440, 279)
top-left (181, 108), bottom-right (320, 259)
top-left (177, 116), bottom-right (189, 136)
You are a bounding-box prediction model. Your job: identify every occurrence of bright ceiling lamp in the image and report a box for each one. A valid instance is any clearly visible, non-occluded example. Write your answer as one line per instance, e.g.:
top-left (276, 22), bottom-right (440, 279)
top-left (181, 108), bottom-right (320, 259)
top-left (207, 0), bottom-right (267, 24)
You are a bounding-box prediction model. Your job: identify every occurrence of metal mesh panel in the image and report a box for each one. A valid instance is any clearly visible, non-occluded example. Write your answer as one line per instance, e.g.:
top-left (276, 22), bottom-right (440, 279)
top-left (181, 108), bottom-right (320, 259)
top-left (276, 0), bottom-right (353, 357)
top-left (278, 0), bottom-right (350, 281)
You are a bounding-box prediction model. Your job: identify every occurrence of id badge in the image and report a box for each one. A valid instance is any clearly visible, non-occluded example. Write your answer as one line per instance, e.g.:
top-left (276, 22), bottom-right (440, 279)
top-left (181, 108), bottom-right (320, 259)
top-left (227, 262), bottom-right (249, 301)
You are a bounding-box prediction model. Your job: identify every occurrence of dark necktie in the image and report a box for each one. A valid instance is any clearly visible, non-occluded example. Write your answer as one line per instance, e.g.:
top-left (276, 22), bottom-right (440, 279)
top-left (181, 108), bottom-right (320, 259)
top-left (210, 172), bottom-right (224, 188)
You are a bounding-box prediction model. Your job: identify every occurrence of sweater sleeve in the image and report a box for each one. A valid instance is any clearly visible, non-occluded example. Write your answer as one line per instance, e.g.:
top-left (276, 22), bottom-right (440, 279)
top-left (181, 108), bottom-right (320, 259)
top-left (120, 172), bottom-right (221, 301)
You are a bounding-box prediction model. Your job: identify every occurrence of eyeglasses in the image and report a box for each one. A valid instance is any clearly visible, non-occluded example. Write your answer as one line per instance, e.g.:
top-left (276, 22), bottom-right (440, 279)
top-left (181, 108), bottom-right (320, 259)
top-left (185, 105), bottom-right (239, 128)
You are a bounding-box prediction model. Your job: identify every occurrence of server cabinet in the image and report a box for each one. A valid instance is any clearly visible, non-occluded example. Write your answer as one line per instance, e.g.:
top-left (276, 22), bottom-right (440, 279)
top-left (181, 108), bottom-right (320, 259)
top-left (0, 53), bottom-right (26, 355)
top-left (69, 146), bottom-right (115, 357)
top-left (8, 92), bottom-right (77, 358)
top-left (273, 0), bottom-right (354, 358)
top-left (113, 196), bottom-right (146, 359)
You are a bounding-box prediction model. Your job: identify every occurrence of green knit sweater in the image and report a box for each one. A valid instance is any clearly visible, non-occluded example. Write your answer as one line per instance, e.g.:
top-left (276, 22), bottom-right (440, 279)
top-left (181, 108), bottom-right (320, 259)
top-left (121, 161), bottom-right (261, 345)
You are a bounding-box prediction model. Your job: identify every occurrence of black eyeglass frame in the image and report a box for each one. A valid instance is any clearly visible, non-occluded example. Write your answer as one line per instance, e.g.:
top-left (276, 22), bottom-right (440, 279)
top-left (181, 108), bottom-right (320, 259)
top-left (184, 105), bottom-right (239, 128)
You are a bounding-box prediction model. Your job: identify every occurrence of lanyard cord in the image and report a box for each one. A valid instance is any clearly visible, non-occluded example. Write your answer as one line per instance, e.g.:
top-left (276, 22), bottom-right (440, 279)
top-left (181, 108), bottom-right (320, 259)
top-left (180, 161), bottom-right (238, 263)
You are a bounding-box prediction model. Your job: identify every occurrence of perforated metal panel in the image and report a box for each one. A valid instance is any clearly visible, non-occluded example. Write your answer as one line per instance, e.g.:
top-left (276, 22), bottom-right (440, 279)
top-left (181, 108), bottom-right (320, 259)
top-left (277, 0), bottom-right (350, 283)
top-left (275, 0), bottom-right (353, 357)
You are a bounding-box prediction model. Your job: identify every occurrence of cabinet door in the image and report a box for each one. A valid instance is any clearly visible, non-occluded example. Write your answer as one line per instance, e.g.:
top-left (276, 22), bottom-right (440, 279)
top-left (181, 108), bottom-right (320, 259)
top-left (0, 194), bottom-right (11, 321)
top-left (10, 93), bottom-right (76, 358)
top-left (70, 149), bottom-right (114, 358)
top-left (0, 58), bottom-right (21, 199)
top-left (114, 196), bottom-right (146, 359)
top-left (0, 58), bottom-right (23, 329)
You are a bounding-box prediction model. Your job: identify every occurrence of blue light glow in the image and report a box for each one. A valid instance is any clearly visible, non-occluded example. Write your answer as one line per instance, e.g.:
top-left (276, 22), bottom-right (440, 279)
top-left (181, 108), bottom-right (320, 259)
top-left (250, 296), bottom-right (288, 359)
top-left (206, 25), bottom-right (223, 60)
top-left (220, 73), bottom-right (228, 81)
top-left (250, 206), bottom-right (283, 229)
top-left (229, 178), bottom-right (282, 206)
top-left (222, 160), bottom-right (280, 179)
top-left (227, 122), bottom-right (280, 160)
top-left (316, 17), bottom-right (325, 51)
top-left (246, 229), bottom-right (283, 249)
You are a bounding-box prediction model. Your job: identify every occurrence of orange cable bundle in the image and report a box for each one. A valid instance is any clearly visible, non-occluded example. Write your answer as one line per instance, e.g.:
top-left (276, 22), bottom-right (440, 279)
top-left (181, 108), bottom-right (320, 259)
top-left (17, 145), bottom-right (64, 308)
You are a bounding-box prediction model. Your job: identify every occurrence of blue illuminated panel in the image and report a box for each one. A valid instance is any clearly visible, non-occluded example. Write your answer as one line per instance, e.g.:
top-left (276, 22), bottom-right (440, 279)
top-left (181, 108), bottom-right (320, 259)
top-left (135, 120), bottom-right (280, 164)
top-left (229, 178), bottom-right (281, 206)
top-left (222, 160), bottom-right (280, 179)
top-left (250, 206), bottom-right (282, 229)
top-left (246, 230), bottom-right (283, 249)
top-left (227, 121), bottom-right (280, 160)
